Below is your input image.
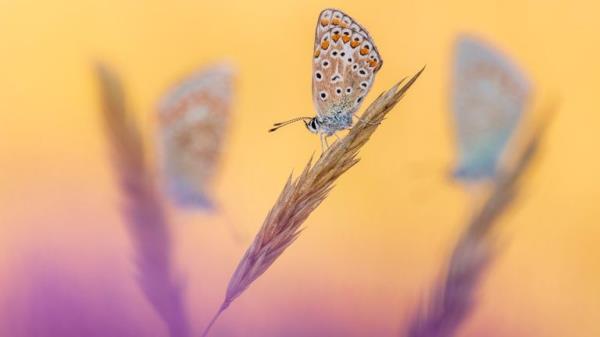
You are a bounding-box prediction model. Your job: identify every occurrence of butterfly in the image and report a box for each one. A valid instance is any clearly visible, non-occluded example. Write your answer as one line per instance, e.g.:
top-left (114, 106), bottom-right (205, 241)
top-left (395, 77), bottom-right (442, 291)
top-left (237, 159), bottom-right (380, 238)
top-left (452, 35), bottom-right (531, 181)
top-left (157, 63), bottom-right (234, 209)
top-left (269, 8), bottom-right (383, 149)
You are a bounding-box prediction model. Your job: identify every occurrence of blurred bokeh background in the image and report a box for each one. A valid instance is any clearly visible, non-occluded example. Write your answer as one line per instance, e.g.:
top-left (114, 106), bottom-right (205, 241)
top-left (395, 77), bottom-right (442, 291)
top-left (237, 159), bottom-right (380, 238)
top-left (0, 1), bottom-right (598, 336)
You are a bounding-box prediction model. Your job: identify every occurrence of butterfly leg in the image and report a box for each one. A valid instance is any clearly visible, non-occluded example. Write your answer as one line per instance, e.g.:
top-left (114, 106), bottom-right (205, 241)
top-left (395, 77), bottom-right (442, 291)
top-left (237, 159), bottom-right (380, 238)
top-left (319, 134), bottom-right (326, 152)
top-left (323, 135), bottom-right (330, 149)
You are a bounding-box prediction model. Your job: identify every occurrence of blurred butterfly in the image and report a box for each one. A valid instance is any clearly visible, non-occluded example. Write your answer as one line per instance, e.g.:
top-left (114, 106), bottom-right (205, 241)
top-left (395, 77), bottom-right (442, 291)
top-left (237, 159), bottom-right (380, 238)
top-left (452, 35), bottom-right (531, 181)
top-left (269, 8), bottom-right (383, 150)
top-left (157, 63), bottom-right (234, 209)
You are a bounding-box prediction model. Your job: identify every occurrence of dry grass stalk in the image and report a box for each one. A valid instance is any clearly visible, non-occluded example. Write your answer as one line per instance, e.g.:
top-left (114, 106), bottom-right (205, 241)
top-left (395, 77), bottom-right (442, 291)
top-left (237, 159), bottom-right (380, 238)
top-left (96, 63), bottom-right (190, 337)
top-left (405, 105), bottom-right (555, 337)
top-left (201, 67), bottom-right (425, 337)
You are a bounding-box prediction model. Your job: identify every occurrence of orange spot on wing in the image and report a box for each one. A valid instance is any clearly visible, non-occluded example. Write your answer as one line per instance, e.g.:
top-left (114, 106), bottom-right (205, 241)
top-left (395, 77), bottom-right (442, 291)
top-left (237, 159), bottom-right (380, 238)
top-left (320, 19), bottom-right (329, 26)
top-left (350, 41), bottom-right (360, 48)
top-left (340, 22), bottom-right (349, 28)
top-left (360, 48), bottom-right (369, 55)
top-left (368, 60), bottom-right (378, 68)
top-left (332, 18), bottom-right (340, 25)
top-left (321, 40), bottom-right (330, 50)
top-left (332, 33), bottom-right (340, 42)
top-left (342, 35), bottom-right (350, 43)
top-left (314, 49), bottom-right (320, 58)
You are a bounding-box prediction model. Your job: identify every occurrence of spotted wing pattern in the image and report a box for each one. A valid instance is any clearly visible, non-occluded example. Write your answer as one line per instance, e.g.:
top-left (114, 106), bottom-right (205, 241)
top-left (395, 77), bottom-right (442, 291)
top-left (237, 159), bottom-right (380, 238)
top-left (157, 63), bottom-right (234, 208)
top-left (312, 9), bottom-right (383, 121)
top-left (452, 35), bottom-right (531, 180)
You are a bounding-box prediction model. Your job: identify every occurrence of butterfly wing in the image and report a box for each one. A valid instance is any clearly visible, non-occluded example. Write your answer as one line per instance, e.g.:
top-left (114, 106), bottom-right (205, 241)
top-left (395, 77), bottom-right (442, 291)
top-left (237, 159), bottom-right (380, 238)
top-left (312, 9), bottom-right (383, 120)
top-left (452, 36), bottom-right (531, 180)
top-left (157, 63), bottom-right (234, 209)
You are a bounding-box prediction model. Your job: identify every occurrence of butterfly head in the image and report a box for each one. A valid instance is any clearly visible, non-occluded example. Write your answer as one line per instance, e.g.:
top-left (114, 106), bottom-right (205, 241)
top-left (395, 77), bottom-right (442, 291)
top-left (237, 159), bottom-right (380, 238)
top-left (305, 117), bottom-right (320, 134)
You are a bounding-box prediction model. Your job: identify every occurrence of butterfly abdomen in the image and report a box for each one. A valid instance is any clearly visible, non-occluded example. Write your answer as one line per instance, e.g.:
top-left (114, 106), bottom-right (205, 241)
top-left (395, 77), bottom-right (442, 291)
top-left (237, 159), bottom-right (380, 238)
top-left (317, 112), bottom-right (353, 136)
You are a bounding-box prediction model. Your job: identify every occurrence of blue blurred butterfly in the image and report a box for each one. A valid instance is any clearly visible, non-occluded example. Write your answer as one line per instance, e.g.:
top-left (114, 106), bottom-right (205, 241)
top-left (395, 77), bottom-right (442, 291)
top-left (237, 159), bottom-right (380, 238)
top-left (452, 35), bottom-right (532, 181)
top-left (157, 63), bottom-right (234, 210)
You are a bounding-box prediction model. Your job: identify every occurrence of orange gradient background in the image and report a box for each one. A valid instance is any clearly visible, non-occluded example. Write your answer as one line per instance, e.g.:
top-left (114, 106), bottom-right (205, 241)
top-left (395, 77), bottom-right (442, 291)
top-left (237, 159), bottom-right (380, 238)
top-left (0, 1), bottom-right (598, 336)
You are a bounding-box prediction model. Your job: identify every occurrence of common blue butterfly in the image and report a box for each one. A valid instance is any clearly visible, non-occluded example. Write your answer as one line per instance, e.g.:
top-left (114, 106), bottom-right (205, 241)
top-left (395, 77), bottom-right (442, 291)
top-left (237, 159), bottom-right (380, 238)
top-left (270, 9), bottom-right (383, 150)
top-left (452, 35), bottom-right (531, 181)
top-left (157, 63), bottom-right (234, 209)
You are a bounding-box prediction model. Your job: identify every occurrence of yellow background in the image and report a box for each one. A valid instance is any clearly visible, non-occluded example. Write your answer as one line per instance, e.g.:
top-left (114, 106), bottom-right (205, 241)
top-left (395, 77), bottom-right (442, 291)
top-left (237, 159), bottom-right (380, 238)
top-left (0, 1), bottom-right (598, 336)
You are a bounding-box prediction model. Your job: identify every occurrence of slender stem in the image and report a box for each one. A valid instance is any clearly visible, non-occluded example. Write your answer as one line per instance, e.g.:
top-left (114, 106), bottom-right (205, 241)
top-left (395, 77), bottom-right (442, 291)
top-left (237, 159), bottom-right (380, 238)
top-left (200, 301), bottom-right (230, 337)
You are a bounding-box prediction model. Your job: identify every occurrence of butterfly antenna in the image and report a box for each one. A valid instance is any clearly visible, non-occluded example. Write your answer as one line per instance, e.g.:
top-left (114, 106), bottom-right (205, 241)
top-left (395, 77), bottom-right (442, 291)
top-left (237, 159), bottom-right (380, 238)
top-left (269, 117), bottom-right (312, 132)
